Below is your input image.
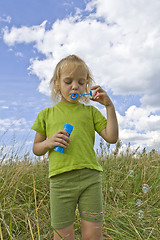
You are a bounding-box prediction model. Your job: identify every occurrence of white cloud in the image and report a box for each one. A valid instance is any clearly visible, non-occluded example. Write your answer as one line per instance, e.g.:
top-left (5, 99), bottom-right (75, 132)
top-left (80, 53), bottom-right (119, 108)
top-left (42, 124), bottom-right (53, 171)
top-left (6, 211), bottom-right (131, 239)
top-left (3, 20), bottom-right (47, 46)
top-left (0, 15), bottom-right (11, 23)
top-left (118, 105), bottom-right (160, 132)
top-left (0, 118), bottom-right (27, 132)
top-left (117, 105), bottom-right (160, 149)
top-left (93, 103), bottom-right (160, 150)
top-left (1, 106), bottom-right (9, 109)
top-left (2, 0), bottom-right (160, 150)
top-left (15, 51), bottom-right (23, 57)
top-left (2, 0), bottom-right (160, 108)
top-left (85, 0), bottom-right (160, 107)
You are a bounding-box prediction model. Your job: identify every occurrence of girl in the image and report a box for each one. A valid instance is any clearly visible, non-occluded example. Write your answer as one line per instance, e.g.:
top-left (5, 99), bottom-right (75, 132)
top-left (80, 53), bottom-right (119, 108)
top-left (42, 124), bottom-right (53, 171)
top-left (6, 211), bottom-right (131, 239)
top-left (31, 55), bottom-right (118, 240)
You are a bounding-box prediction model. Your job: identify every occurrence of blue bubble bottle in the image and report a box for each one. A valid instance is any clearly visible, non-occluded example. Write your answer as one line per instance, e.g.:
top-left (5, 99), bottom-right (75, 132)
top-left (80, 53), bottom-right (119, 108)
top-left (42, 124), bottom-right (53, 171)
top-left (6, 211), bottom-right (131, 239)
top-left (54, 123), bottom-right (74, 153)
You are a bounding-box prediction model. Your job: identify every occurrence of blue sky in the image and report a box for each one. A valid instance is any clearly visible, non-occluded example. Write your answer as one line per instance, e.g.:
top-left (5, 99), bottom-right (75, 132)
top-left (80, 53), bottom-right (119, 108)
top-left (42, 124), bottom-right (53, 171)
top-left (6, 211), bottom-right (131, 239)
top-left (0, 0), bottom-right (160, 159)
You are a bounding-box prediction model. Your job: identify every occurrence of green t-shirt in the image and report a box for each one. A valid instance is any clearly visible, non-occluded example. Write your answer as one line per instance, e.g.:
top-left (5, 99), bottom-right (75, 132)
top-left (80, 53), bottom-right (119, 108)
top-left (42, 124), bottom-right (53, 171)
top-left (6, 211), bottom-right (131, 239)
top-left (31, 102), bottom-right (107, 177)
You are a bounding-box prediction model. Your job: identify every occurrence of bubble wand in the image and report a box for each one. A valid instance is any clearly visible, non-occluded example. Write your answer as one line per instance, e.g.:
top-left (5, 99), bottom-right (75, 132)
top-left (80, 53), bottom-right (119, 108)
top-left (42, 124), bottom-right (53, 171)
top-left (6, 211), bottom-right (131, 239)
top-left (70, 91), bottom-right (93, 100)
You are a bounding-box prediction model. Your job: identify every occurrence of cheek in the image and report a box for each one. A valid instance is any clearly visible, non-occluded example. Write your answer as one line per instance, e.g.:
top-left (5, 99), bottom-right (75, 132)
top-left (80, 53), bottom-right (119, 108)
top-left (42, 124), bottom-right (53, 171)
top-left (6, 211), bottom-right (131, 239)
top-left (63, 85), bottom-right (71, 93)
top-left (61, 82), bottom-right (68, 90)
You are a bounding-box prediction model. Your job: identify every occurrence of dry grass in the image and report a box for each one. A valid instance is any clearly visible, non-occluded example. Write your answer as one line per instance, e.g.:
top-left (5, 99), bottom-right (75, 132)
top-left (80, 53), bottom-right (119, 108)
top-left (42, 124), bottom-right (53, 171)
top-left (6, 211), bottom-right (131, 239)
top-left (0, 141), bottom-right (160, 239)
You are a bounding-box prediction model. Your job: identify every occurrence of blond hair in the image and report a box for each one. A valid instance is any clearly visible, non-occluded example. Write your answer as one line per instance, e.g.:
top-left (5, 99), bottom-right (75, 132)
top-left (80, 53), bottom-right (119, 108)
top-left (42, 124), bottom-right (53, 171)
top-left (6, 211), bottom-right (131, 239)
top-left (50, 55), bottom-right (94, 103)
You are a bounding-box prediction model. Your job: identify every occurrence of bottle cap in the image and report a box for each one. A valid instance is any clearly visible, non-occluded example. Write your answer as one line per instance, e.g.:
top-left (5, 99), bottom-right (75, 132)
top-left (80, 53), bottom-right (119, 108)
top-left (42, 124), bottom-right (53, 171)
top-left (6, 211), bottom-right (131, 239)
top-left (63, 123), bottom-right (74, 134)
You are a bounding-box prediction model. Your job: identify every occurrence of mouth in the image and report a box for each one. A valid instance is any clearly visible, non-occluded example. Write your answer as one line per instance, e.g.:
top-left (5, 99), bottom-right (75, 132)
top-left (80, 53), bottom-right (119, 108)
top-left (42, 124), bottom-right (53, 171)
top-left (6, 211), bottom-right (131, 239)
top-left (70, 92), bottom-right (79, 100)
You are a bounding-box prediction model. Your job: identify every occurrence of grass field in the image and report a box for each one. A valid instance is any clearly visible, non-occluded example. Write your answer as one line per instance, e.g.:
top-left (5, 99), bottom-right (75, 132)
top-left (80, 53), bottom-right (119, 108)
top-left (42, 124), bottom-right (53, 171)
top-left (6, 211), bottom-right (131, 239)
top-left (0, 140), bottom-right (160, 239)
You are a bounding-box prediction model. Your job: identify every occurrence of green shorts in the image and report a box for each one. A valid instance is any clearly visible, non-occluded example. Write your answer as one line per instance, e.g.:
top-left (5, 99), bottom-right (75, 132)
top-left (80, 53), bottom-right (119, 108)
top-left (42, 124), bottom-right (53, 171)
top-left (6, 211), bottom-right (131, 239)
top-left (50, 168), bottom-right (103, 229)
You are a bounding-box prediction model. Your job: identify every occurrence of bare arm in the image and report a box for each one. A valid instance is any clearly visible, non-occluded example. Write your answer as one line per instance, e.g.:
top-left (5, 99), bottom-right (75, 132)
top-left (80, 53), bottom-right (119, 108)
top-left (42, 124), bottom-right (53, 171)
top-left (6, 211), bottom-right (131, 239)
top-left (99, 104), bottom-right (118, 143)
top-left (91, 85), bottom-right (119, 144)
top-left (33, 132), bottom-right (48, 156)
top-left (32, 130), bottom-right (71, 156)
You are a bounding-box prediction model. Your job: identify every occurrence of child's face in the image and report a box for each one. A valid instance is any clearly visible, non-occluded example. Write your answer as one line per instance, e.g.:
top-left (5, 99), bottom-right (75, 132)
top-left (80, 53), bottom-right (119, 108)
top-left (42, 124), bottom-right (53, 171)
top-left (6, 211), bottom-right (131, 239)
top-left (59, 63), bottom-right (88, 103)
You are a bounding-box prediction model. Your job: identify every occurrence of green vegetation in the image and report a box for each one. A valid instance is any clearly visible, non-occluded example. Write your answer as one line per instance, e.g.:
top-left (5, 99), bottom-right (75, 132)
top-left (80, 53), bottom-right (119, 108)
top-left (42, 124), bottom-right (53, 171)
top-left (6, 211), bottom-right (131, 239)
top-left (0, 141), bottom-right (160, 239)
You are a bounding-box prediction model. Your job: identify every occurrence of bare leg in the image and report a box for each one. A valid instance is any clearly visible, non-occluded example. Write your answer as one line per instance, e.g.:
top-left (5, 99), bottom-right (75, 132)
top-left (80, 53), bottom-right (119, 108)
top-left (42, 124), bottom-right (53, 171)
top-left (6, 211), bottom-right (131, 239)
top-left (81, 220), bottom-right (103, 240)
top-left (54, 223), bottom-right (74, 240)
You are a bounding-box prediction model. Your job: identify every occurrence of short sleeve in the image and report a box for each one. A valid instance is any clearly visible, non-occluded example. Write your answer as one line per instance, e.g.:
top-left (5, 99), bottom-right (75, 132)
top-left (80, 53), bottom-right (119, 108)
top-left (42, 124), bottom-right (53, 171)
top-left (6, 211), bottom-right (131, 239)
top-left (92, 106), bottom-right (107, 134)
top-left (31, 109), bottom-right (47, 136)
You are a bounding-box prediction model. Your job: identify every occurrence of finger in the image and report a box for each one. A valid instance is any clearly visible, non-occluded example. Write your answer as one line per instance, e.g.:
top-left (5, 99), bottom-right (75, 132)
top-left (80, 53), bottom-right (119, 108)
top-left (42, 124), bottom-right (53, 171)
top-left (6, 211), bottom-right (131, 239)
top-left (58, 134), bottom-right (70, 143)
top-left (91, 92), bottom-right (104, 101)
top-left (56, 138), bottom-right (70, 147)
top-left (92, 90), bottom-right (102, 100)
top-left (95, 86), bottom-right (103, 93)
top-left (60, 138), bottom-right (70, 146)
top-left (90, 85), bottom-right (100, 90)
top-left (64, 130), bottom-right (70, 136)
top-left (58, 130), bottom-right (69, 137)
top-left (96, 92), bottom-right (106, 100)
top-left (90, 97), bottom-right (96, 101)
top-left (55, 141), bottom-right (69, 148)
top-left (90, 89), bottom-right (101, 99)
top-left (93, 86), bottom-right (103, 96)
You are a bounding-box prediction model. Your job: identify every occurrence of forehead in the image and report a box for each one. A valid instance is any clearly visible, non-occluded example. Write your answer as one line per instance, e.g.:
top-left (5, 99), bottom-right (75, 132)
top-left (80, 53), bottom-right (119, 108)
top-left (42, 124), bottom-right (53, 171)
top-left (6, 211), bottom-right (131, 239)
top-left (60, 62), bottom-right (88, 78)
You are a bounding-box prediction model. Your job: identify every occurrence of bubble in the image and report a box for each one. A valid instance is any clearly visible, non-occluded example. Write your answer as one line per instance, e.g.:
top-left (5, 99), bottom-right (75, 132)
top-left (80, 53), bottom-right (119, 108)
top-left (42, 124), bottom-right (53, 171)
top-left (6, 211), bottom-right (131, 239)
top-left (128, 170), bottom-right (134, 177)
top-left (136, 199), bottom-right (142, 206)
top-left (142, 184), bottom-right (149, 193)
top-left (109, 187), bottom-right (114, 192)
top-left (138, 210), bottom-right (144, 219)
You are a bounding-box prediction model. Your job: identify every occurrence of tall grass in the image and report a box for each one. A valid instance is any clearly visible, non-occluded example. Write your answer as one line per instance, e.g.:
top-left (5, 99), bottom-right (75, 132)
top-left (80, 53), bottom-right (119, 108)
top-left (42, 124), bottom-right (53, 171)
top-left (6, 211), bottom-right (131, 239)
top-left (0, 141), bottom-right (160, 239)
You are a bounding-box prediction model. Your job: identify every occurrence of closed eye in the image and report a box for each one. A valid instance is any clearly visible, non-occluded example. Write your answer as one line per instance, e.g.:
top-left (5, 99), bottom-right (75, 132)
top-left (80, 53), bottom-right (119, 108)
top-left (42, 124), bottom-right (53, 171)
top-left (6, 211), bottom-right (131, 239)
top-left (65, 81), bottom-right (71, 84)
top-left (79, 81), bottom-right (85, 85)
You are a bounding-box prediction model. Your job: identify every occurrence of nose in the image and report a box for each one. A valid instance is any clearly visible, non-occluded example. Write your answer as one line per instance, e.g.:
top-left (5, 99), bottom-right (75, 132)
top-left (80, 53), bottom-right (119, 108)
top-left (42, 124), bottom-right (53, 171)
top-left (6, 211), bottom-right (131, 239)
top-left (72, 81), bottom-right (78, 90)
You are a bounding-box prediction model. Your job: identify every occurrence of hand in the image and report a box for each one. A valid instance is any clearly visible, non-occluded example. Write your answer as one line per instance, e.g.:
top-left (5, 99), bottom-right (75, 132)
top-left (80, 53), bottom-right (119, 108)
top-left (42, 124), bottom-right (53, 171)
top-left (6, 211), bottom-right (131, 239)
top-left (46, 130), bottom-right (71, 150)
top-left (90, 85), bottom-right (113, 107)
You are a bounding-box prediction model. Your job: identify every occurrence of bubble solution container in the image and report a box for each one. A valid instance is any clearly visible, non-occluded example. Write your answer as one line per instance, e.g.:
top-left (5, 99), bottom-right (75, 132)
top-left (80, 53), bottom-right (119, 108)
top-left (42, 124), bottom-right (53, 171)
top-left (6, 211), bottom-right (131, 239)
top-left (54, 123), bottom-right (74, 153)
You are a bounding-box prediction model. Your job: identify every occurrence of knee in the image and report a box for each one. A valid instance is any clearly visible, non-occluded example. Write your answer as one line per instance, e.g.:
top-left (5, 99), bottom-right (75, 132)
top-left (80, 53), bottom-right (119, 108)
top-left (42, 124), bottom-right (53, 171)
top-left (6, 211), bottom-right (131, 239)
top-left (53, 224), bottom-right (74, 240)
top-left (81, 220), bottom-right (103, 240)
top-left (82, 231), bottom-right (103, 240)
